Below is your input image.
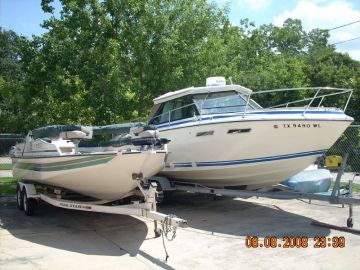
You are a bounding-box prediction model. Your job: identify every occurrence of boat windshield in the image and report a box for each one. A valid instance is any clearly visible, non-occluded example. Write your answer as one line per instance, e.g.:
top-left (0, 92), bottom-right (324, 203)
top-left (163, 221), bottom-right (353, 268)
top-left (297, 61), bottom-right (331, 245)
top-left (193, 91), bottom-right (259, 115)
top-left (149, 91), bottom-right (262, 125)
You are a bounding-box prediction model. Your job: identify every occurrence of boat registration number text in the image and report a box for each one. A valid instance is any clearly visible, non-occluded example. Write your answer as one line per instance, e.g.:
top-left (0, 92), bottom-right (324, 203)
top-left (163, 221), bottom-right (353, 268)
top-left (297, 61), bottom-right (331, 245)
top-left (275, 123), bottom-right (321, 128)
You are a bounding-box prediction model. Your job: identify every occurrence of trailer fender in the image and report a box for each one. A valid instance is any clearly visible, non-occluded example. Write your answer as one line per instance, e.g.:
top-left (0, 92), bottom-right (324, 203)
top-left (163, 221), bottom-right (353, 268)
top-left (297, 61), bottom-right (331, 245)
top-left (18, 182), bottom-right (38, 199)
top-left (149, 176), bottom-right (175, 191)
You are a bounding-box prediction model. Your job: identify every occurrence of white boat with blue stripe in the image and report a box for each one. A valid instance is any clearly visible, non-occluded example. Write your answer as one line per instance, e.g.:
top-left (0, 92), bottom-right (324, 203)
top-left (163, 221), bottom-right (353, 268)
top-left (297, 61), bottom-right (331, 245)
top-left (148, 77), bottom-right (353, 189)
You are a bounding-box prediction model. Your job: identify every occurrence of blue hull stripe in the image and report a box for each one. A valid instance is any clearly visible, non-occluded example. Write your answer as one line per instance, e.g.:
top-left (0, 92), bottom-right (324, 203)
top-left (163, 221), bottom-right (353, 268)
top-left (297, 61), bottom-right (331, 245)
top-left (249, 111), bottom-right (344, 115)
top-left (173, 162), bottom-right (192, 168)
top-left (196, 149), bottom-right (326, 167)
top-left (174, 164), bottom-right (193, 168)
top-left (171, 149), bottom-right (326, 168)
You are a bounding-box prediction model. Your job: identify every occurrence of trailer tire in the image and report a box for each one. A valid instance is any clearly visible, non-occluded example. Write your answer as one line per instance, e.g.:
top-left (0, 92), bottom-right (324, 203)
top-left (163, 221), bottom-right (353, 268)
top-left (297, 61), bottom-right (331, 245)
top-left (16, 184), bottom-right (24, 211)
top-left (156, 186), bottom-right (165, 205)
top-left (154, 184), bottom-right (173, 205)
top-left (22, 188), bottom-right (36, 216)
top-left (347, 217), bottom-right (353, 228)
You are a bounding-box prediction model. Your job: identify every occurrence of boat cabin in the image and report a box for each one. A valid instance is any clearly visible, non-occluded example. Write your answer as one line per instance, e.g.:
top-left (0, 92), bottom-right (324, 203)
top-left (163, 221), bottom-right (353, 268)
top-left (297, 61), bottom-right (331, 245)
top-left (149, 77), bottom-right (261, 125)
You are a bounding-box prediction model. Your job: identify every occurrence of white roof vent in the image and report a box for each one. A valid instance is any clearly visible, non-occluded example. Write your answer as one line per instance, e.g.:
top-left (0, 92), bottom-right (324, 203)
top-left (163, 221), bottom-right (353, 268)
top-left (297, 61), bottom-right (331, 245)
top-left (206, 77), bottom-right (226, 87)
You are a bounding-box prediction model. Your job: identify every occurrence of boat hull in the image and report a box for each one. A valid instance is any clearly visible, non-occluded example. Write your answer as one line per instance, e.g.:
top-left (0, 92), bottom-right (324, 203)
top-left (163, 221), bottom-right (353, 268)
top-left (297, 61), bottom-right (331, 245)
top-left (157, 112), bottom-right (352, 188)
top-left (12, 151), bottom-right (166, 200)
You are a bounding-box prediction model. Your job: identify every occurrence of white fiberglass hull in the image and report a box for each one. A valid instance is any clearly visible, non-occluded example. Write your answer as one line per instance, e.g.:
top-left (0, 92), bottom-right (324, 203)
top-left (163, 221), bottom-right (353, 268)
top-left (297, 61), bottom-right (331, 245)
top-left (157, 109), bottom-right (352, 188)
top-left (12, 151), bottom-right (166, 200)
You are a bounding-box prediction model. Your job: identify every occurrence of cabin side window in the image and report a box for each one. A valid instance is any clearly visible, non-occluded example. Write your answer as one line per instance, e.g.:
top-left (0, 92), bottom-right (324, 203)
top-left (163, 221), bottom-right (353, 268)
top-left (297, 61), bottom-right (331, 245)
top-left (150, 96), bottom-right (197, 125)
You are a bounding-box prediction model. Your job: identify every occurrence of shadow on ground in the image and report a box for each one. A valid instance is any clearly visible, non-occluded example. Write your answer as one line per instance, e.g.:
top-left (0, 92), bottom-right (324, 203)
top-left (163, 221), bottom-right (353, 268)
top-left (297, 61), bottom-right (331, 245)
top-left (159, 192), bottom-right (331, 237)
top-left (1, 191), bottom-right (331, 258)
top-left (0, 201), bottom-right (149, 256)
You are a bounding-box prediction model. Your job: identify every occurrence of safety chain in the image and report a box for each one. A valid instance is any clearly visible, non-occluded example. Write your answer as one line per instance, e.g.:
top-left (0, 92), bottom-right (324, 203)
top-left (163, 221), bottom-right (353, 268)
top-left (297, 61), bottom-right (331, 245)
top-left (160, 214), bottom-right (178, 261)
top-left (162, 214), bottom-right (177, 241)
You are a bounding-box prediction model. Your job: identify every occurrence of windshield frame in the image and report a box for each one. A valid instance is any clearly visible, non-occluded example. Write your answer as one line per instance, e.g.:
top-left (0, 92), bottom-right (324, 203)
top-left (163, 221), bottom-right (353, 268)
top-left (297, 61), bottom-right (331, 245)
top-left (149, 91), bottom-right (261, 125)
top-left (193, 91), bottom-right (257, 115)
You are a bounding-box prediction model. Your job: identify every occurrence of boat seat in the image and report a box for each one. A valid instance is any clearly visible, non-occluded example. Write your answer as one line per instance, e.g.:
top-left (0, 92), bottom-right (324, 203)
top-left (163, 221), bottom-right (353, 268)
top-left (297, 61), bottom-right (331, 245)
top-left (132, 125), bottom-right (157, 136)
top-left (59, 131), bottom-right (87, 140)
top-left (138, 130), bottom-right (159, 138)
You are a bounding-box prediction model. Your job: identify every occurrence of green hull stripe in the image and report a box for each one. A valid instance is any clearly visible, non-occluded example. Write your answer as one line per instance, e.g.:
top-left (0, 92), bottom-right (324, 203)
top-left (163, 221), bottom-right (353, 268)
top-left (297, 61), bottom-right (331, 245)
top-left (14, 154), bottom-right (115, 167)
top-left (14, 156), bottom-right (114, 172)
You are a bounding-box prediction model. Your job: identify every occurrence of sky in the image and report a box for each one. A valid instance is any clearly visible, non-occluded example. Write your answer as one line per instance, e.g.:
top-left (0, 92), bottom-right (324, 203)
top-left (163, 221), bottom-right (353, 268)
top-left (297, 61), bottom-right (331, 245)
top-left (1, 0), bottom-right (360, 60)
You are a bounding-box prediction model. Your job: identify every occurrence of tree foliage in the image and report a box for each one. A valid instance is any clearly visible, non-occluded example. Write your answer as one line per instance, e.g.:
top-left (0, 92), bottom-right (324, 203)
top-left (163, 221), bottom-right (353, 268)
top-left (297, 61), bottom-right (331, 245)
top-left (0, 28), bottom-right (28, 132)
top-left (0, 0), bottom-right (359, 133)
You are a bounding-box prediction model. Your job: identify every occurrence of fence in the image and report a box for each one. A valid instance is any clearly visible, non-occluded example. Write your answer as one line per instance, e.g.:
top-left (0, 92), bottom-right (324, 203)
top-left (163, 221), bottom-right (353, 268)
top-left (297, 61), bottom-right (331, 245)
top-left (326, 125), bottom-right (360, 173)
top-left (0, 134), bottom-right (24, 156)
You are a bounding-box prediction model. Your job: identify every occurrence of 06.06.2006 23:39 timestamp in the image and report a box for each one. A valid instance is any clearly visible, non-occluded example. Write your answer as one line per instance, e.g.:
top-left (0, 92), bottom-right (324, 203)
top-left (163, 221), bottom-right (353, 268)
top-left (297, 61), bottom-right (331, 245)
top-left (245, 236), bottom-right (345, 248)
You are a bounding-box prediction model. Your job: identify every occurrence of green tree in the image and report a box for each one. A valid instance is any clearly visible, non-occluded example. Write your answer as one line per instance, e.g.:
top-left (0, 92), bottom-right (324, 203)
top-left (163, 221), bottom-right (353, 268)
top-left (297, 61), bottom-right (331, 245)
top-left (1, 0), bottom-right (360, 133)
top-left (30, 0), bottom-right (228, 126)
top-left (0, 28), bottom-right (27, 133)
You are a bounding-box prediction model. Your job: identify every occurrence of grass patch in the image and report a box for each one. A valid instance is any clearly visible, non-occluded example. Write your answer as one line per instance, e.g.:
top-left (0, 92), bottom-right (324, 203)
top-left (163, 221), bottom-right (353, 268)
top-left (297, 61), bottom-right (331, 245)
top-left (0, 177), bottom-right (16, 195)
top-left (0, 164), bottom-right (12, 170)
top-left (331, 181), bottom-right (360, 193)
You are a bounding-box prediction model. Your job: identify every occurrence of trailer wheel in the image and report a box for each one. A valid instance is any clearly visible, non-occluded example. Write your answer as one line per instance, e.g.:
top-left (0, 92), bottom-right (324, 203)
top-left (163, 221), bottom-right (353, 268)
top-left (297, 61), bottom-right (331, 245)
top-left (154, 183), bottom-right (172, 205)
top-left (16, 184), bottom-right (24, 211)
top-left (22, 188), bottom-right (36, 216)
top-left (156, 185), bottom-right (165, 204)
top-left (347, 217), bottom-right (353, 228)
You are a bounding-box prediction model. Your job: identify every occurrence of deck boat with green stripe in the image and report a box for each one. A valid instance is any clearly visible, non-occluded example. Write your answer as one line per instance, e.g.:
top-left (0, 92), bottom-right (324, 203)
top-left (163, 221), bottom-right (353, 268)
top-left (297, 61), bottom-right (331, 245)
top-left (11, 123), bottom-right (169, 200)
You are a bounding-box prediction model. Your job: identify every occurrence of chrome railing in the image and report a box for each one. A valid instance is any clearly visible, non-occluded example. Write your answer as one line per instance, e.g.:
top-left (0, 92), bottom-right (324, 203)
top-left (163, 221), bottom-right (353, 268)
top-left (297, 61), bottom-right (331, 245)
top-left (249, 87), bottom-right (353, 116)
top-left (150, 87), bottom-right (353, 125)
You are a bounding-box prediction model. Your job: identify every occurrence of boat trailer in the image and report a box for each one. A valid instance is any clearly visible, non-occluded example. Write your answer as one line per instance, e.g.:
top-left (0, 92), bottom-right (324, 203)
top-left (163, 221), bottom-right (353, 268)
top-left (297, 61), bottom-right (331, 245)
top-left (16, 177), bottom-right (187, 237)
top-left (173, 180), bottom-right (359, 229)
top-left (152, 154), bottom-right (360, 229)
